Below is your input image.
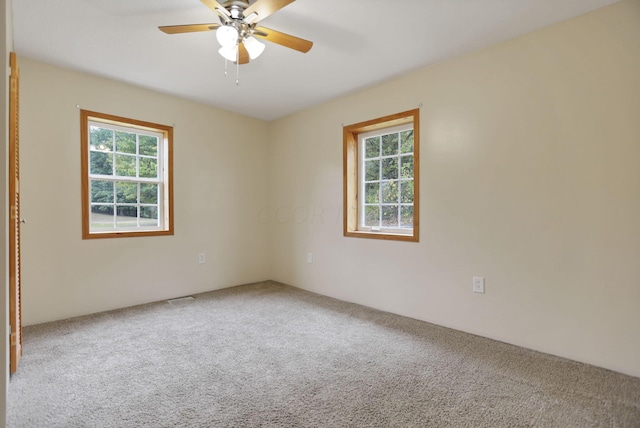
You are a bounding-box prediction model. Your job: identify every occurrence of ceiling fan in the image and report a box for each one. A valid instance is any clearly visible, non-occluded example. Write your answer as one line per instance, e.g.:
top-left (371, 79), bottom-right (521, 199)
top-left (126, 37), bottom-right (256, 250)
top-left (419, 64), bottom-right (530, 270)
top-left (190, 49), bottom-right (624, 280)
top-left (159, 0), bottom-right (313, 65)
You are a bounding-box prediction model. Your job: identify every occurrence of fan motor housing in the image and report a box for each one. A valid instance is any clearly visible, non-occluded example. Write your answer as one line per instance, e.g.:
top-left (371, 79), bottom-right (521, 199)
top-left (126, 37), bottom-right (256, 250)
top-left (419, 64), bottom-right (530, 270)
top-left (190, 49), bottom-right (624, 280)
top-left (224, 1), bottom-right (250, 19)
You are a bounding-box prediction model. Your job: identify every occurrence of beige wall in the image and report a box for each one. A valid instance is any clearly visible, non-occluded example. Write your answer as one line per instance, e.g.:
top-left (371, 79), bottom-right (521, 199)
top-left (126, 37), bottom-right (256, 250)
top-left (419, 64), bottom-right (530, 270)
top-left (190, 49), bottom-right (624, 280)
top-left (268, 0), bottom-right (640, 378)
top-left (19, 58), bottom-right (271, 325)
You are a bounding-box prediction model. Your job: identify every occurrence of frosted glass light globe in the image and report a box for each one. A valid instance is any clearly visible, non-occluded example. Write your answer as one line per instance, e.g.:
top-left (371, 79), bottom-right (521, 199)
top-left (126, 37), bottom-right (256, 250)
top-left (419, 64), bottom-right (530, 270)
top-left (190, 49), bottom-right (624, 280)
top-left (244, 36), bottom-right (265, 60)
top-left (218, 45), bottom-right (238, 62)
top-left (216, 25), bottom-right (238, 47)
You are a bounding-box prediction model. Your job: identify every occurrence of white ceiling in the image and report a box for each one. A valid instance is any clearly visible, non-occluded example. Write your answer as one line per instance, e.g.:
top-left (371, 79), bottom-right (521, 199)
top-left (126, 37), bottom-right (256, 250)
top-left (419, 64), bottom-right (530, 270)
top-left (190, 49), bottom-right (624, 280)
top-left (13, 0), bottom-right (620, 121)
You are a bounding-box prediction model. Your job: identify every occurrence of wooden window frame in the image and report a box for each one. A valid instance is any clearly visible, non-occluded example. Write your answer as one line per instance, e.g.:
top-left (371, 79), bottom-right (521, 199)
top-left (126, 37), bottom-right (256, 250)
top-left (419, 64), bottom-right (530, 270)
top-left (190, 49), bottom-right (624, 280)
top-left (343, 109), bottom-right (420, 242)
top-left (80, 110), bottom-right (174, 239)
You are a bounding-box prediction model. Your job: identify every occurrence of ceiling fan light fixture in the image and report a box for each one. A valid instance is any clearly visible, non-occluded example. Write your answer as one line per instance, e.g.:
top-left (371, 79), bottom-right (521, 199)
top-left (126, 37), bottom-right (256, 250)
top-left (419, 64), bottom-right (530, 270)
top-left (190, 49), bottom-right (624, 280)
top-left (216, 25), bottom-right (238, 47)
top-left (244, 36), bottom-right (265, 60)
top-left (218, 45), bottom-right (238, 62)
top-left (160, 0), bottom-right (314, 81)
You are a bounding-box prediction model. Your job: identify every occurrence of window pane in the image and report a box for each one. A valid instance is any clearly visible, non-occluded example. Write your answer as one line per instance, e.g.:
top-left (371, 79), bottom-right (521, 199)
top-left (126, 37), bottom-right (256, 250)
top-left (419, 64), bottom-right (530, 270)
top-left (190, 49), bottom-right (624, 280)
top-left (140, 157), bottom-right (158, 179)
top-left (90, 151), bottom-right (113, 175)
top-left (91, 180), bottom-right (114, 203)
top-left (401, 130), bottom-right (414, 154)
top-left (401, 206), bottom-right (414, 228)
top-left (400, 155), bottom-right (414, 179)
top-left (365, 137), bottom-right (379, 159)
top-left (90, 207), bottom-right (114, 229)
top-left (365, 160), bottom-right (379, 182)
top-left (90, 127), bottom-right (113, 152)
top-left (115, 154), bottom-right (136, 177)
top-left (365, 183), bottom-right (379, 204)
top-left (139, 135), bottom-right (158, 157)
top-left (381, 181), bottom-right (398, 203)
top-left (116, 131), bottom-right (136, 154)
top-left (364, 206), bottom-right (379, 227)
top-left (381, 205), bottom-right (399, 227)
top-left (140, 183), bottom-right (158, 204)
top-left (116, 206), bottom-right (138, 228)
top-left (400, 180), bottom-right (414, 204)
top-left (140, 206), bottom-right (159, 227)
top-left (381, 133), bottom-right (398, 156)
top-left (116, 182), bottom-right (137, 204)
top-left (381, 158), bottom-right (398, 180)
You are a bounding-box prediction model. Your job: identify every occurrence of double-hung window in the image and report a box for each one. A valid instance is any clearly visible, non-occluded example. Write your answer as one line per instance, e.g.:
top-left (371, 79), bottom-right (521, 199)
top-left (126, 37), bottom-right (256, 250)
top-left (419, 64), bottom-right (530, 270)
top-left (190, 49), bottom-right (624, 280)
top-left (80, 110), bottom-right (173, 239)
top-left (344, 109), bottom-right (419, 242)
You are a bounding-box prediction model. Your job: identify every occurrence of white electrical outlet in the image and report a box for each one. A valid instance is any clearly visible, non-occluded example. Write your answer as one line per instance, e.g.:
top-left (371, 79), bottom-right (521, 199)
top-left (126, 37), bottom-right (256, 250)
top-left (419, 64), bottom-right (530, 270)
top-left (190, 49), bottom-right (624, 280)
top-left (198, 253), bottom-right (206, 264)
top-left (473, 277), bottom-right (485, 294)
top-left (306, 253), bottom-right (313, 264)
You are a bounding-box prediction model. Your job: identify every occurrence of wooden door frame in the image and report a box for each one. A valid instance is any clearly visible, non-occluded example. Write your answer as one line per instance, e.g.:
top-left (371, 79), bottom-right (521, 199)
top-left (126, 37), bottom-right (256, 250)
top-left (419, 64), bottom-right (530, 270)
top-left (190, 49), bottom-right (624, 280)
top-left (9, 51), bottom-right (21, 374)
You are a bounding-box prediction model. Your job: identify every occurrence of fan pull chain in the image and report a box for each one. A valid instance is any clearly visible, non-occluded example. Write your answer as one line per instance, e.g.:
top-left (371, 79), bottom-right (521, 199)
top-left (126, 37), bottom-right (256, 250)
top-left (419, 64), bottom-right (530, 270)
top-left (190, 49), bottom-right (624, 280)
top-left (236, 50), bottom-right (240, 86)
top-left (224, 58), bottom-right (228, 78)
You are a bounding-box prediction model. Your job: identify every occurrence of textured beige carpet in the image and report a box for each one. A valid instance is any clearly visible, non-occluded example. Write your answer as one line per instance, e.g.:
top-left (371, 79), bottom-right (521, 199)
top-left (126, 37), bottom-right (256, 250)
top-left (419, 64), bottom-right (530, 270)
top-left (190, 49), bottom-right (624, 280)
top-left (8, 281), bottom-right (640, 427)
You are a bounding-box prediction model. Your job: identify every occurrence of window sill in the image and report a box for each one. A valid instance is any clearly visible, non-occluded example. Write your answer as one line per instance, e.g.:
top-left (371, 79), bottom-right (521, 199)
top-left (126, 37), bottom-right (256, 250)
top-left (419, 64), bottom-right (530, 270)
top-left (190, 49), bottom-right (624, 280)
top-left (344, 230), bottom-right (418, 242)
top-left (83, 229), bottom-right (173, 240)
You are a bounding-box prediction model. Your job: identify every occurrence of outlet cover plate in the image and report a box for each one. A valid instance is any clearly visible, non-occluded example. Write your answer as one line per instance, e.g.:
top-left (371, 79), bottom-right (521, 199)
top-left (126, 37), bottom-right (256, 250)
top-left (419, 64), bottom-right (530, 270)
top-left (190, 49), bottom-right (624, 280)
top-left (473, 277), bottom-right (485, 294)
